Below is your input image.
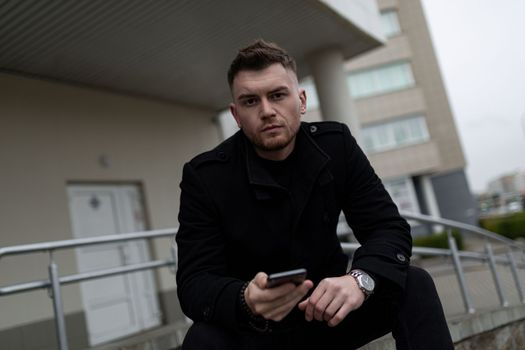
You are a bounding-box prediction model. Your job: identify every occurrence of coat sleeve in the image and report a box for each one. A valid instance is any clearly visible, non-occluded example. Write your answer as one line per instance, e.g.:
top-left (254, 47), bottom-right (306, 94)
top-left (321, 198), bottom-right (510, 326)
top-left (340, 124), bottom-right (412, 290)
top-left (176, 162), bottom-right (244, 329)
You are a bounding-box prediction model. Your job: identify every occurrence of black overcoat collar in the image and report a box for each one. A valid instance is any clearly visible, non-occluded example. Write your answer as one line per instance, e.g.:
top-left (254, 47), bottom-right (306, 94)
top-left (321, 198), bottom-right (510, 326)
top-left (242, 123), bottom-right (333, 231)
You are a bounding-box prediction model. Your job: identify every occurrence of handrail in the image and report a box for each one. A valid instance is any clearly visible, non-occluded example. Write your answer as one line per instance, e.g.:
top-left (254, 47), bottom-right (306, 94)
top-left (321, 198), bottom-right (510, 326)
top-left (342, 211), bottom-right (525, 315)
top-left (1, 212), bottom-right (524, 349)
top-left (0, 228), bottom-right (178, 259)
top-left (0, 259), bottom-right (175, 296)
top-left (0, 228), bottom-right (179, 350)
top-left (340, 244), bottom-right (514, 265)
top-left (400, 211), bottom-right (525, 249)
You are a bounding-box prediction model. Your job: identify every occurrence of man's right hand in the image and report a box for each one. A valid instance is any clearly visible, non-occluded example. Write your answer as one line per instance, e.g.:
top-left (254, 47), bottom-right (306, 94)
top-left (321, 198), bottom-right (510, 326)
top-left (244, 272), bottom-right (313, 322)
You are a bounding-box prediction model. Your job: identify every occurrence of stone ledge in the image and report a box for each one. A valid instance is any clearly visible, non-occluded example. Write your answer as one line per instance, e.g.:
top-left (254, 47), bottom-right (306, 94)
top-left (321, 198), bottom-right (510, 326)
top-left (359, 304), bottom-right (525, 350)
top-left (87, 321), bottom-right (191, 350)
top-left (449, 304), bottom-right (525, 344)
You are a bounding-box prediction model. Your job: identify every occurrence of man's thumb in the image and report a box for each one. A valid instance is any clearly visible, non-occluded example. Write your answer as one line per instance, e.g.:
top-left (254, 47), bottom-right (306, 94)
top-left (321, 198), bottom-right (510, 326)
top-left (253, 272), bottom-right (268, 289)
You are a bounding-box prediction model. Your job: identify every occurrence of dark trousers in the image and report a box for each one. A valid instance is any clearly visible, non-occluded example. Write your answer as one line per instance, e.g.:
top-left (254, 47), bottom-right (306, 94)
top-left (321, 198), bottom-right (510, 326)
top-left (182, 266), bottom-right (454, 350)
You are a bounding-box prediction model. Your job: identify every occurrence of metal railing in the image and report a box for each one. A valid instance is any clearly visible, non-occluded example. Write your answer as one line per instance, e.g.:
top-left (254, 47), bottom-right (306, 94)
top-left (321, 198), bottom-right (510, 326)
top-left (0, 228), bottom-right (178, 350)
top-left (341, 211), bottom-right (525, 315)
top-left (1, 212), bottom-right (524, 349)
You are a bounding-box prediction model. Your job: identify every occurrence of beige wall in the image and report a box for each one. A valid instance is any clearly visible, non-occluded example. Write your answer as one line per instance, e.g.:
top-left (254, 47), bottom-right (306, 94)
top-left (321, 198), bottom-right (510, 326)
top-left (0, 73), bottom-right (219, 329)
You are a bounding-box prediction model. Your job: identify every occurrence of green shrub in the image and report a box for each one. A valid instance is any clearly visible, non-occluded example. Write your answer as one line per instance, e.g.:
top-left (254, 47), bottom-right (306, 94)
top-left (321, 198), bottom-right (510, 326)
top-left (413, 229), bottom-right (464, 251)
top-left (479, 212), bottom-right (525, 240)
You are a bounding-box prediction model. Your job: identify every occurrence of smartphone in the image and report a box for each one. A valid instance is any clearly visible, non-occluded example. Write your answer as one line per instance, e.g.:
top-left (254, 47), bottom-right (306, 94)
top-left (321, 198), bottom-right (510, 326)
top-left (266, 268), bottom-right (307, 288)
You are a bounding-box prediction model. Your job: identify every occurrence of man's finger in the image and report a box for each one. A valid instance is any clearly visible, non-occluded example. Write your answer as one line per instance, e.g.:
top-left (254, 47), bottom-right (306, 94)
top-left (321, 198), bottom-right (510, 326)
top-left (323, 295), bottom-right (345, 321)
top-left (265, 293), bottom-right (305, 321)
top-left (312, 292), bottom-right (333, 321)
top-left (298, 298), bottom-right (308, 311)
top-left (328, 302), bottom-right (353, 327)
top-left (281, 280), bottom-right (312, 302)
top-left (304, 286), bottom-right (327, 321)
top-left (260, 281), bottom-right (312, 320)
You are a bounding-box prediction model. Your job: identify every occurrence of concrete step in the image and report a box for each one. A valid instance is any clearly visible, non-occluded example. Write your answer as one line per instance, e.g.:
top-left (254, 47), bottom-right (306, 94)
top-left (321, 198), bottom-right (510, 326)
top-left (359, 305), bottom-right (525, 350)
top-left (87, 321), bottom-right (190, 350)
top-left (89, 305), bottom-right (525, 350)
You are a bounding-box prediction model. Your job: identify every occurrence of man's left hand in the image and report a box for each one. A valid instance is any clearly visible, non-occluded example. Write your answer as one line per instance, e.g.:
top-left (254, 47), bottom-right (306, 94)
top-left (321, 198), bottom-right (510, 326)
top-left (297, 275), bottom-right (365, 327)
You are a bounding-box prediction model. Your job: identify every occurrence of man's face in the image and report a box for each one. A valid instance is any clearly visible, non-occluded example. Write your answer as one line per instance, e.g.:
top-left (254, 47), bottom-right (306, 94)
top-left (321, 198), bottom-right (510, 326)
top-left (230, 63), bottom-right (306, 160)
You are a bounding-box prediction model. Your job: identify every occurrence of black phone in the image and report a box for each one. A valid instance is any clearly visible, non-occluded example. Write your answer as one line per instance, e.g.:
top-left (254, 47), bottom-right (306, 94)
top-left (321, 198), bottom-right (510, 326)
top-left (266, 268), bottom-right (307, 288)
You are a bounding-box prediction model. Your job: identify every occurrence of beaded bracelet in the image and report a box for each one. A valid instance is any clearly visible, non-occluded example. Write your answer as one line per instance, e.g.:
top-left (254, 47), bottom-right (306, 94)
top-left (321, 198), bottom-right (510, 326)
top-left (239, 281), bottom-right (270, 332)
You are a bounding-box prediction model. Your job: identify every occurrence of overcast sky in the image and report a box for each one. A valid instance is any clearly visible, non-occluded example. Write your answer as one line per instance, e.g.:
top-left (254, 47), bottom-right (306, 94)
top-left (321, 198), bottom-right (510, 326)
top-left (420, 0), bottom-right (525, 193)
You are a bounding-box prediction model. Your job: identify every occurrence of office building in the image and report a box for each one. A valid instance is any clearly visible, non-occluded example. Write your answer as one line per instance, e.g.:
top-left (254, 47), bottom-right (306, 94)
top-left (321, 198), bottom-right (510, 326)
top-left (303, 0), bottom-right (477, 228)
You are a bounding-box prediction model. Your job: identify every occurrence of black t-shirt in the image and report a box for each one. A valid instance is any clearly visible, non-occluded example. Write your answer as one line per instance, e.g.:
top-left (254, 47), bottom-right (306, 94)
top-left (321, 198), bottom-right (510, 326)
top-left (254, 150), bottom-right (296, 190)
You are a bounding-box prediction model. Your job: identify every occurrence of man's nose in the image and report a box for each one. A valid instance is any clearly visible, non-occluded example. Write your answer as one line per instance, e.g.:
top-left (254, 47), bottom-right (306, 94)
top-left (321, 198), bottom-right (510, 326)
top-left (259, 98), bottom-right (276, 118)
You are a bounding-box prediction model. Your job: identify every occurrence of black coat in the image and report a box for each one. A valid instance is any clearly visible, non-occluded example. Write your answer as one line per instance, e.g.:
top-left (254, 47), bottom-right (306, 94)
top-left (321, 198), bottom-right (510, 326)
top-left (176, 121), bottom-right (412, 330)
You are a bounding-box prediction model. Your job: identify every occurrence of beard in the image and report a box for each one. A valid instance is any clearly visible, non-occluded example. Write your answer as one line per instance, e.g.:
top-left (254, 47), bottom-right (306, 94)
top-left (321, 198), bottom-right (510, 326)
top-left (254, 133), bottom-right (295, 151)
top-left (248, 125), bottom-right (299, 154)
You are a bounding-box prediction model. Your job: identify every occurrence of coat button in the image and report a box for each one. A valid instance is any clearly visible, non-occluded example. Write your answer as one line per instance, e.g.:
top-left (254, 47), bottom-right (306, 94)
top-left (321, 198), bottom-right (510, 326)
top-left (217, 151), bottom-right (226, 160)
top-left (396, 253), bottom-right (406, 262)
top-left (310, 125), bottom-right (318, 133)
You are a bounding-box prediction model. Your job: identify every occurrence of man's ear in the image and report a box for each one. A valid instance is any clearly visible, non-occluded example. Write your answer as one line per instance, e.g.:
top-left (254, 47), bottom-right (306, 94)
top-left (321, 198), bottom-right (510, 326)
top-left (299, 89), bottom-right (307, 115)
top-left (229, 103), bottom-right (242, 128)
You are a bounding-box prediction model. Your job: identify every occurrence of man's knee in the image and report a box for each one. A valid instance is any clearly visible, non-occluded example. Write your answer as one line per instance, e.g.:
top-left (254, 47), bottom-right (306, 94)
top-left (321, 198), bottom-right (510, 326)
top-left (406, 266), bottom-right (437, 293)
top-left (403, 266), bottom-right (445, 310)
top-left (182, 322), bottom-right (240, 350)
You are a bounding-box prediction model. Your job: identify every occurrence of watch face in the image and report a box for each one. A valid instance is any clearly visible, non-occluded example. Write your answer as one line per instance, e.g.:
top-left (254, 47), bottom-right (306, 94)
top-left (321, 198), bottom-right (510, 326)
top-left (359, 274), bottom-right (375, 292)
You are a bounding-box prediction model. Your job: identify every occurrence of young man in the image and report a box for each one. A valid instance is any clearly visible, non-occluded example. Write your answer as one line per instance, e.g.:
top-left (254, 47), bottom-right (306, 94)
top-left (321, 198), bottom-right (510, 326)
top-left (176, 40), bottom-right (454, 349)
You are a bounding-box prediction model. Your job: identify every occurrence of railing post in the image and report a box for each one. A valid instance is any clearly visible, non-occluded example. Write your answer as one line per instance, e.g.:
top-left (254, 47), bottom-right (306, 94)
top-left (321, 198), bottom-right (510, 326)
top-left (170, 236), bottom-right (178, 274)
top-left (448, 230), bottom-right (475, 314)
top-left (486, 243), bottom-right (509, 307)
top-left (507, 250), bottom-right (525, 303)
top-left (48, 252), bottom-right (69, 350)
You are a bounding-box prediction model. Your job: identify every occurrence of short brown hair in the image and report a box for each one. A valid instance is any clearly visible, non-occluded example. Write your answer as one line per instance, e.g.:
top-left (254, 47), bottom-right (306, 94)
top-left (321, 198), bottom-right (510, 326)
top-left (227, 39), bottom-right (297, 88)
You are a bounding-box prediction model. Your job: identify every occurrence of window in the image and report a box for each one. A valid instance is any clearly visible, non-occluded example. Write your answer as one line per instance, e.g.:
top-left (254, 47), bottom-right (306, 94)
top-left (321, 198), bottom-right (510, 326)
top-left (383, 177), bottom-right (420, 213)
top-left (381, 10), bottom-right (401, 38)
top-left (362, 116), bottom-right (430, 153)
top-left (348, 61), bottom-right (415, 99)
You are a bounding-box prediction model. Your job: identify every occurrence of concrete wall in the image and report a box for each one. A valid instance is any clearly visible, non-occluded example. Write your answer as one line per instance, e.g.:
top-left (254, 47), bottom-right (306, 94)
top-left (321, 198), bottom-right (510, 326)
top-left (0, 73), bottom-right (220, 331)
top-left (361, 305), bottom-right (525, 350)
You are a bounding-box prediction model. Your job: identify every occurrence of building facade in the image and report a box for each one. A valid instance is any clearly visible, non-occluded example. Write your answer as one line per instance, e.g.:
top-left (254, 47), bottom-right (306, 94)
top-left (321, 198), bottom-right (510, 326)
top-left (479, 171), bottom-right (525, 216)
top-left (303, 0), bottom-right (477, 229)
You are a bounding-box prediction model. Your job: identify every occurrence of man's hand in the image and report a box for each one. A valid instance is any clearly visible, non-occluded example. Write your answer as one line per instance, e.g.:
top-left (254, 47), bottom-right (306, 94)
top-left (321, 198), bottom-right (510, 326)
top-left (298, 275), bottom-right (364, 327)
top-left (245, 272), bottom-right (314, 322)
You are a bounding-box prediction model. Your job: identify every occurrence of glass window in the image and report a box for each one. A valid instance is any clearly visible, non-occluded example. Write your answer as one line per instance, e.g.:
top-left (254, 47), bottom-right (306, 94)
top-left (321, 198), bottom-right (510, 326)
top-left (383, 177), bottom-right (420, 213)
top-left (362, 116), bottom-right (430, 153)
top-left (348, 62), bottom-right (415, 99)
top-left (298, 62), bottom-right (416, 110)
top-left (381, 10), bottom-right (401, 38)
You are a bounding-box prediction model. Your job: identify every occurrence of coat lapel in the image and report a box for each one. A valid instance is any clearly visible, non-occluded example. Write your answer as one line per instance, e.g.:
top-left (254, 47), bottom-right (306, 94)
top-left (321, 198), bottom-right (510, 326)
top-left (289, 125), bottom-right (331, 233)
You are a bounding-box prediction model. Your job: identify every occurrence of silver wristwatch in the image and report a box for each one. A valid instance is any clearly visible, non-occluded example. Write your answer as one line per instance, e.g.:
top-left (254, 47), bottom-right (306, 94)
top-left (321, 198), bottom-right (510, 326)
top-left (349, 269), bottom-right (375, 299)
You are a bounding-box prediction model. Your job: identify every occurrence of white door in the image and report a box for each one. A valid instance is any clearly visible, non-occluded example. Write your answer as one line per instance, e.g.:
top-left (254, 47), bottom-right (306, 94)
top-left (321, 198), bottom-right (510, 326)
top-left (67, 184), bottom-right (161, 346)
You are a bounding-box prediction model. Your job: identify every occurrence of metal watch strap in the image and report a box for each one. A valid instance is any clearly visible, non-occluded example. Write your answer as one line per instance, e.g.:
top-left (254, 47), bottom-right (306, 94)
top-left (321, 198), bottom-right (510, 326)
top-left (349, 269), bottom-right (374, 299)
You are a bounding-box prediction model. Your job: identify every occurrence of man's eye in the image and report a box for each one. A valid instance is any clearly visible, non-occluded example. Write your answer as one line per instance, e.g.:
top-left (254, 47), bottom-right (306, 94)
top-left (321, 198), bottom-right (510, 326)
top-left (270, 92), bottom-right (286, 100)
top-left (243, 98), bottom-right (257, 106)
